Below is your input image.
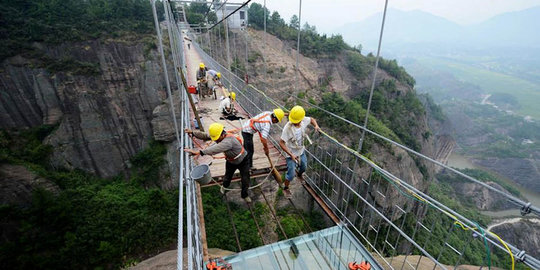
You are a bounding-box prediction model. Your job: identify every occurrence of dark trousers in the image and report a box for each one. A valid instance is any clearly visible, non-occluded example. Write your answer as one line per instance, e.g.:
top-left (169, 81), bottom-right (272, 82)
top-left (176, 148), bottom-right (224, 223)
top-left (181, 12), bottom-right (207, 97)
top-left (242, 132), bottom-right (254, 168)
top-left (223, 157), bottom-right (250, 198)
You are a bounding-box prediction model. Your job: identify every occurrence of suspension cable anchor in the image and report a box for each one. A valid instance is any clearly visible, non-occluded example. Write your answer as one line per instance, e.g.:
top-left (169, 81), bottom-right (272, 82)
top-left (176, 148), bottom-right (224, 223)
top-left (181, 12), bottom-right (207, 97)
top-left (521, 202), bottom-right (531, 216)
top-left (516, 250), bottom-right (527, 262)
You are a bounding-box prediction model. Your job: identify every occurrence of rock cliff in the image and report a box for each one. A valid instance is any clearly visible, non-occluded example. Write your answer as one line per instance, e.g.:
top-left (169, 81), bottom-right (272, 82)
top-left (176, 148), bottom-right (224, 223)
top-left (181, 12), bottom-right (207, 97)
top-left (1, 36), bottom-right (175, 178)
top-left (489, 218), bottom-right (540, 259)
top-left (0, 164), bottom-right (59, 206)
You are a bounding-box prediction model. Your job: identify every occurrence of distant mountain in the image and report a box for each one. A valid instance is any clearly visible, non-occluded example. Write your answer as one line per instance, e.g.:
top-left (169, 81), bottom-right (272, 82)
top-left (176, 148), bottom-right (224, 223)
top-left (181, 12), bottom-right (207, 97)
top-left (467, 6), bottom-right (540, 48)
top-left (337, 9), bottom-right (462, 50)
top-left (336, 6), bottom-right (540, 52)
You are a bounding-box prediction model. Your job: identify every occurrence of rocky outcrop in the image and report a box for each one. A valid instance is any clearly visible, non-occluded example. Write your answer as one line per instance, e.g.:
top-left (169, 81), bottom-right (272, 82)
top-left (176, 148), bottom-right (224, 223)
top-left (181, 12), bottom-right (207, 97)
top-left (1, 37), bottom-right (173, 178)
top-left (451, 181), bottom-right (515, 210)
top-left (472, 157), bottom-right (540, 193)
top-left (489, 218), bottom-right (540, 258)
top-left (0, 164), bottom-right (59, 206)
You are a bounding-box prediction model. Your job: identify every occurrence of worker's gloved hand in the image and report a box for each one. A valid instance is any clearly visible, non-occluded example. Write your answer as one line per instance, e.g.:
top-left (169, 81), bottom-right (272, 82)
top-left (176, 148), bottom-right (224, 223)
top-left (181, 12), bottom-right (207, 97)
top-left (184, 149), bottom-right (200, 156)
top-left (184, 128), bottom-right (193, 135)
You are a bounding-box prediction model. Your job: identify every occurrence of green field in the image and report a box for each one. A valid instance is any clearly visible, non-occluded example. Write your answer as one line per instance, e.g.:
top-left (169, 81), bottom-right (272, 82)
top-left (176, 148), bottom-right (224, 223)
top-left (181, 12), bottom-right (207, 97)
top-left (415, 56), bottom-right (540, 118)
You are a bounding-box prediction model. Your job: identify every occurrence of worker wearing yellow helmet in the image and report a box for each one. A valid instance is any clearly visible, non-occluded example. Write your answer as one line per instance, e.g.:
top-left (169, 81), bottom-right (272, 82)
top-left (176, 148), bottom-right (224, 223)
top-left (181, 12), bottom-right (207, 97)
top-left (241, 108), bottom-right (286, 170)
top-left (207, 69), bottom-right (222, 86)
top-left (219, 92), bottom-right (236, 116)
top-left (184, 123), bottom-right (252, 202)
top-left (196, 62), bottom-right (208, 91)
top-left (279, 105), bottom-right (320, 198)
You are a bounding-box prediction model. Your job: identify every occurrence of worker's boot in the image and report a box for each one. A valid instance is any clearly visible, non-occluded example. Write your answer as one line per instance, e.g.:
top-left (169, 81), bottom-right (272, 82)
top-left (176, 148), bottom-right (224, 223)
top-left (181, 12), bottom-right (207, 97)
top-left (283, 181), bottom-right (292, 198)
top-left (297, 173), bottom-right (305, 183)
top-left (244, 196), bottom-right (252, 203)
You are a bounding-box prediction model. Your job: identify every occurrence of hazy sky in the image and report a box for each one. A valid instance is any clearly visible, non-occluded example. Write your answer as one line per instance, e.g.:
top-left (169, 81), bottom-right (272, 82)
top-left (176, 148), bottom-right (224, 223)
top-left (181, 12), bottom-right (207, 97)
top-left (249, 0), bottom-right (540, 33)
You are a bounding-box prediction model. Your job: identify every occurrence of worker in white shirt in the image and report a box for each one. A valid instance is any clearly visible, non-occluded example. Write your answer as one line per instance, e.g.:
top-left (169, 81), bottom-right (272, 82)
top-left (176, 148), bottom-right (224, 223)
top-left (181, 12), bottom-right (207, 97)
top-left (241, 109), bottom-right (285, 170)
top-left (279, 105), bottom-right (320, 197)
top-left (219, 92), bottom-right (236, 116)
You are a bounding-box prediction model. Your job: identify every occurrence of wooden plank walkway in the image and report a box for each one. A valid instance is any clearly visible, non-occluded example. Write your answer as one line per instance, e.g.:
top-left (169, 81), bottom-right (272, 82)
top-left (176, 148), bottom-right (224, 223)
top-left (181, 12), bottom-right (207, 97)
top-left (183, 36), bottom-right (287, 181)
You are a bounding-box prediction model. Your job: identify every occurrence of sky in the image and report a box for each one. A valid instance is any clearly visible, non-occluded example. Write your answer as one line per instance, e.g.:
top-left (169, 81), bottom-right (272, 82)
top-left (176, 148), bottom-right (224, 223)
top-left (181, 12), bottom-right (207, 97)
top-left (248, 0), bottom-right (540, 34)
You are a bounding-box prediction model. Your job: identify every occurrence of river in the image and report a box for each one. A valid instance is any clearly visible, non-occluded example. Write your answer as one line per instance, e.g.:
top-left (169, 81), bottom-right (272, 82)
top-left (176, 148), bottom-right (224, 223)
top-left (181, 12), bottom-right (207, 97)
top-left (447, 152), bottom-right (540, 218)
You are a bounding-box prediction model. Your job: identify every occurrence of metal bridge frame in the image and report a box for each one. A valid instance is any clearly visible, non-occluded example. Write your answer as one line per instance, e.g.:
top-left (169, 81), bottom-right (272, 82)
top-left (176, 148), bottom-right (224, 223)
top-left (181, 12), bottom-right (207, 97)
top-left (153, 0), bottom-right (540, 269)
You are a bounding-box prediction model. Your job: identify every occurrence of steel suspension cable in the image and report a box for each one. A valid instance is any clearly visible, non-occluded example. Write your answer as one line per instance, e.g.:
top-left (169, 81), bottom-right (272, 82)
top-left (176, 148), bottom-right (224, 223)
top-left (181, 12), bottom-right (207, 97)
top-left (359, 0), bottom-right (389, 153)
top-left (191, 29), bottom-right (540, 269)
top-left (223, 195), bottom-right (243, 252)
top-left (294, 0), bottom-right (302, 92)
top-left (195, 40), bottom-right (539, 217)
top-left (244, 80), bottom-right (540, 217)
top-left (152, 2), bottom-right (185, 268)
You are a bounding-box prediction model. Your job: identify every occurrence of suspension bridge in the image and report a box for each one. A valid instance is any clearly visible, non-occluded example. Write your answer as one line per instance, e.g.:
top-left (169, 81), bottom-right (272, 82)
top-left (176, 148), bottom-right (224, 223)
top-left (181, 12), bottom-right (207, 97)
top-left (149, 1), bottom-right (540, 269)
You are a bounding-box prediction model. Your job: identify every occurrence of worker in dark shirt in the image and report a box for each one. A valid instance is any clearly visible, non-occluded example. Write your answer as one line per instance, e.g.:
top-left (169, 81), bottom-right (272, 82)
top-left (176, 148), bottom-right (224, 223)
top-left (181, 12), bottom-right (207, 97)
top-left (184, 123), bottom-right (252, 202)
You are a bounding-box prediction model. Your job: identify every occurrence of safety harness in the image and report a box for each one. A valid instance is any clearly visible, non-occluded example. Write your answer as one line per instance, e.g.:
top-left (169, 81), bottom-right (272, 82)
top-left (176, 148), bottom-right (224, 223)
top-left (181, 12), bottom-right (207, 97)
top-left (248, 113), bottom-right (272, 139)
top-left (223, 133), bottom-right (244, 162)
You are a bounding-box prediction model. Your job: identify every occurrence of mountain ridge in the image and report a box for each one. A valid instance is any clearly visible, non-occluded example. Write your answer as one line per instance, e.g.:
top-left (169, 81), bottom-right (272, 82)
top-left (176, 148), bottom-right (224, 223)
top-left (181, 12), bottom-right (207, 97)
top-left (336, 6), bottom-right (540, 51)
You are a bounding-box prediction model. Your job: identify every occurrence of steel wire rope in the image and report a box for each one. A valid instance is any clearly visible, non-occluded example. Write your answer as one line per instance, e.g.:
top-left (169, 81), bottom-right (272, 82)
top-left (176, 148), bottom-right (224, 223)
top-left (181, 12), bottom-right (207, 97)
top-left (359, 0), bottom-right (389, 153)
top-left (151, 2), bottom-right (186, 269)
top-left (245, 199), bottom-right (291, 270)
top-left (195, 41), bottom-right (539, 224)
top-left (257, 184), bottom-right (288, 239)
top-left (244, 80), bottom-right (540, 218)
top-left (286, 196), bottom-right (335, 269)
top-left (193, 0), bottom-right (538, 218)
top-left (294, 0), bottom-right (302, 93)
top-left (223, 194), bottom-right (243, 252)
top-left (316, 130), bottom-right (532, 270)
top-left (193, 50), bottom-right (342, 268)
top-left (204, 59), bottom-right (363, 270)
top-left (190, 41), bottom-right (540, 266)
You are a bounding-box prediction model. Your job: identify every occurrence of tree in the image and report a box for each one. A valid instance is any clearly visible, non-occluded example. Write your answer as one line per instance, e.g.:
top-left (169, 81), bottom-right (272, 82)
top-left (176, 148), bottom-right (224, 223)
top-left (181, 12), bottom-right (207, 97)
top-left (247, 3), bottom-right (268, 29)
top-left (269, 11), bottom-right (285, 33)
top-left (290, 15), bottom-right (299, 29)
top-left (302, 22), bottom-right (316, 33)
top-left (354, 44), bottom-right (362, 54)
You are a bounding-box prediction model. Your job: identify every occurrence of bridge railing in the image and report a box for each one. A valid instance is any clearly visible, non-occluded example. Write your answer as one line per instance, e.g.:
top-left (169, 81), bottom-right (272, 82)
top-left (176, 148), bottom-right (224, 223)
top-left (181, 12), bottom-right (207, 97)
top-left (153, 1), bottom-right (204, 269)
top-left (193, 39), bottom-right (540, 270)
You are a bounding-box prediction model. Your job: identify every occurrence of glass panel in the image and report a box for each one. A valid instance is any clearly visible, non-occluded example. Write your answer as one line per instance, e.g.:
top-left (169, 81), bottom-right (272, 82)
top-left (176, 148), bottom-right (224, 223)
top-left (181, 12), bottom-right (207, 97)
top-left (213, 225), bottom-right (382, 270)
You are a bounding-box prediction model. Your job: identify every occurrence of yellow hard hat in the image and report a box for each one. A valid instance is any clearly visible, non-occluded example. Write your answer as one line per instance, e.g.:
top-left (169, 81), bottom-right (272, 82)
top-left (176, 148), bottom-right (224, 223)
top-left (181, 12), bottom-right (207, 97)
top-left (217, 72), bottom-right (221, 78)
top-left (199, 63), bottom-right (205, 68)
top-left (288, 105), bottom-right (305, 124)
top-left (273, 108), bottom-right (285, 122)
top-left (208, 123), bottom-right (224, 141)
top-left (230, 92), bottom-right (236, 101)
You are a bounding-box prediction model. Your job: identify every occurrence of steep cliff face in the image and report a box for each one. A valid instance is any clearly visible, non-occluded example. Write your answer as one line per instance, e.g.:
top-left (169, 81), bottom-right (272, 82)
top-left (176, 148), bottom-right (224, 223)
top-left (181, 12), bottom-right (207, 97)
top-left (451, 181), bottom-right (515, 210)
top-left (490, 218), bottom-right (540, 258)
top-left (0, 164), bottom-right (59, 206)
top-left (1, 37), bottom-right (172, 178)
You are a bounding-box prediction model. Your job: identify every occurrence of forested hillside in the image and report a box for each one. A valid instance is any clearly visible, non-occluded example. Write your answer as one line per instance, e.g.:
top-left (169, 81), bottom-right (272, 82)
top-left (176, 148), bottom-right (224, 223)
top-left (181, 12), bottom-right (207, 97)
top-left (0, 1), bottom-right (181, 269)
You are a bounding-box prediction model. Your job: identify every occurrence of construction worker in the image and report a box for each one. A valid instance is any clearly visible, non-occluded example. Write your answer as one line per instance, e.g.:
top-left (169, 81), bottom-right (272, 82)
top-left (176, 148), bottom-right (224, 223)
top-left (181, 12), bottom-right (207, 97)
top-left (279, 105), bottom-right (320, 197)
top-left (241, 109), bottom-right (285, 170)
top-left (207, 69), bottom-right (222, 85)
top-left (197, 62), bottom-right (209, 95)
top-left (219, 92), bottom-right (236, 116)
top-left (196, 62), bottom-right (208, 81)
top-left (184, 123), bottom-right (251, 202)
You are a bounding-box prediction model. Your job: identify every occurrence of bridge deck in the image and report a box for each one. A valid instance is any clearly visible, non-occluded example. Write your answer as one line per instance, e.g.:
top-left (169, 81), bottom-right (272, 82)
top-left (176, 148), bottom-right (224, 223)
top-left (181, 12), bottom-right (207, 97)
top-left (184, 36), bottom-right (286, 180)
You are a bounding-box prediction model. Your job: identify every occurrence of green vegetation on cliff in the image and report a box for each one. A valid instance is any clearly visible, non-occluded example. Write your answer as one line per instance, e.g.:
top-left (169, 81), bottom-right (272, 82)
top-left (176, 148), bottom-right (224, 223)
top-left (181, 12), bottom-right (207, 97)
top-left (0, 0), bottom-right (158, 60)
top-left (0, 126), bottom-right (177, 269)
